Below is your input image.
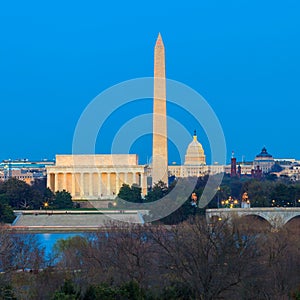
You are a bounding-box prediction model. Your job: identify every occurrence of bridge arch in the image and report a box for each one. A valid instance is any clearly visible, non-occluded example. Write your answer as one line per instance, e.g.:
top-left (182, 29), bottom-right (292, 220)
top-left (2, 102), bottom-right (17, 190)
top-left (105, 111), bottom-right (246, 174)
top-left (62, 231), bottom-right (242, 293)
top-left (238, 214), bottom-right (270, 224)
top-left (284, 215), bottom-right (300, 234)
top-left (207, 212), bottom-right (272, 228)
top-left (240, 212), bottom-right (270, 223)
top-left (206, 208), bottom-right (300, 229)
top-left (283, 214), bottom-right (300, 225)
top-left (234, 215), bottom-right (272, 232)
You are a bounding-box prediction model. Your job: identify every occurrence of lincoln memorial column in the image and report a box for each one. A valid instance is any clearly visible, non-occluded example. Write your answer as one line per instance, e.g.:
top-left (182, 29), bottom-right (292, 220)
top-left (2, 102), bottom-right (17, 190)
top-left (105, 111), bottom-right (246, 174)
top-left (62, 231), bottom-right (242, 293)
top-left (71, 174), bottom-right (75, 197)
top-left (107, 173), bottom-right (111, 196)
top-left (115, 172), bottom-right (120, 194)
top-left (89, 173), bottom-right (93, 197)
top-left (80, 172), bottom-right (84, 197)
top-left (47, 173), bottom-right (51, 190)
top-left (140, 172), bottom-right (143, 189)
top-left (54, 173), bottom-right (58, 192)
top-left (98, 172), bottom-right (102, 197)
top-left (63, 173), bottom-right (67, 191)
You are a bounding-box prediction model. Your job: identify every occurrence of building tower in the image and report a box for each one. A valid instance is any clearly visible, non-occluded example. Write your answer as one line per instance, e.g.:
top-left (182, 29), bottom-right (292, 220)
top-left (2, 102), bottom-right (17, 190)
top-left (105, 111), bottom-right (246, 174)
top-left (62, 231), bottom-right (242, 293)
top-left (152, 33), bottom-right (168, 185)
top-left (231, 151), bottom-right (237, 177)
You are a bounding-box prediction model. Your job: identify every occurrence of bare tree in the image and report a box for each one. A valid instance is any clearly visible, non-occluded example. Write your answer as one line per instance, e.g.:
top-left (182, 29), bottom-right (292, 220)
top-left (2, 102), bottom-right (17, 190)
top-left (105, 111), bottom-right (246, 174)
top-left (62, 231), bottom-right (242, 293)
top-left (257, 227), bottom-right (300, 299)
top-left (0, 226), bottom-right (16, 273)
top-left (99, 222), bottom-right (160, 289)
top-left (150, 216), bottom-right (263, 300)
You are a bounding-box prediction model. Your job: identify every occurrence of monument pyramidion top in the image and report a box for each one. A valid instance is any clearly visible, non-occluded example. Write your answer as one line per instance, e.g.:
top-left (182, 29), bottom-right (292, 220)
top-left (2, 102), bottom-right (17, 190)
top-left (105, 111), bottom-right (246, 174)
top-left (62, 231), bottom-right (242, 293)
top-left (155, 32), bottom-right (164, 47)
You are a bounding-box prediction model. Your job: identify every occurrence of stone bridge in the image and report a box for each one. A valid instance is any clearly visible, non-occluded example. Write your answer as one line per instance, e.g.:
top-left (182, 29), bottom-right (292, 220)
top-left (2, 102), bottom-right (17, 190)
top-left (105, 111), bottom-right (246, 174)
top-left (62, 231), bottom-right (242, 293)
top-left (206, 207), bottom-right (300, 228)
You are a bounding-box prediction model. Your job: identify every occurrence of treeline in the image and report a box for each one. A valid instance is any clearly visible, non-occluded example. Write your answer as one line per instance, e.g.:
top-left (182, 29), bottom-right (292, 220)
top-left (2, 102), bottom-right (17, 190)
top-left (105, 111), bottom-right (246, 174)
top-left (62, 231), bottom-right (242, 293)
top-left (118, 175), bottom-right (300, 210)
top-left (206, 175), bottom-right (300, 208)
top-left (0, 217), bottom-right (300, 299)
top-left (116, 175), bottom-right (300, 225)
top-left (0, 178), bottom-right (74, 223)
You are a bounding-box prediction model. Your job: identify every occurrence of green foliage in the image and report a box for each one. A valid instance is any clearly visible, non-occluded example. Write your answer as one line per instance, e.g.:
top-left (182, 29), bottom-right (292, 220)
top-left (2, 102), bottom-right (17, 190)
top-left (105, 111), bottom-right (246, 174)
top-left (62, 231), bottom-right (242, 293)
top-left (265, 173), bottom-right (278, 181)
top-left (53, 235), bottom-right (88, 258)
top-left (291, 288), bottom-right (300, 300)
top-left (83, 281), bottom-right (145, 300)
top-left (242, 180), bottom-right (272, 207)
top-left (83, 283), bottom-right (117, 300)
top-left (271, 184), bottom-right (295, 207)
top-left (144, 180), bottom-right (168, 202)
top-left (0, 178), bottom-right (37, 209)
top-left (0, 284), bottom-right (17, 300)
top-left (83, 283), bottom-right (123, 300)
top-left (0, 177), bottom-right (55, 210)
top-left (144, 178), bottom-right (206, 224)
top-left (53, 190), bottom-right (73, 209)
top-left (203, 175), bottom-right (300, 208)
top-left (0, 186), bottom-right (16, 223)
top-left (230, 178), bottom-right (243, 198)
top-left (161, 282), bottom-right (194, 300)
top-left (0, 202), bottom-right (15, 223)
top-left (158, 198), bottom-right (205, 225)
top-left (145, 175), bottom-right (300, 223)
top-left (52, 279), bottom-right (81, 300)
top-left (0, 194), bottom-right (8, 205)
top-left (44, 187), bottom-right (55, 203)
top-left (194, 175), bottom-right (209, 190)
top-left (117, 184), bottom-right (142, 204)
top-left (241, 179), bottom-right (300, 207)
top-left (119, 280), bottom-right (145, 299)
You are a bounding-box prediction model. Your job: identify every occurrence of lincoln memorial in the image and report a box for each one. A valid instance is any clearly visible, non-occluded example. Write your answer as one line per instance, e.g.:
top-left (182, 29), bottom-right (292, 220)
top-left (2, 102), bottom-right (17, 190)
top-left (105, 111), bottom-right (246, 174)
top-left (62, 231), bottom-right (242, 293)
top-left (47, 154), bottom-right (147, 200)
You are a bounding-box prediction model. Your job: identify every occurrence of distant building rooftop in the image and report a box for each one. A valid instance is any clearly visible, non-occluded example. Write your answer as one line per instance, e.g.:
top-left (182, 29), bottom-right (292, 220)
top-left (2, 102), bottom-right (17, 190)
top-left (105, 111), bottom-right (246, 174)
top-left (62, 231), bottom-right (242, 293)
top-left (255, 147), bottom-right (273, 158)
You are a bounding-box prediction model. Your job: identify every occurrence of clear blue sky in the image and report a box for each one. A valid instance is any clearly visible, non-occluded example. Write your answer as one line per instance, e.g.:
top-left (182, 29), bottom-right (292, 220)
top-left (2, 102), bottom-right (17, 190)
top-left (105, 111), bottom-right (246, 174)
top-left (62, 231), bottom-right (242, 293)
top-left (1, 0), bottom-right (299, 164)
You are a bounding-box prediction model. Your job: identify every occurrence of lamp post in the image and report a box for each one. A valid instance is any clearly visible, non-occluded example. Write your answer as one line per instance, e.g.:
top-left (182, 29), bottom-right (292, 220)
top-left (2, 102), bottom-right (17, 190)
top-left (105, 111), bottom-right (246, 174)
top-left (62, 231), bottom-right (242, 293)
top-left (44, 202), bottom-right (49, 213)
top-left (221, 199), bottom-right (229, 208)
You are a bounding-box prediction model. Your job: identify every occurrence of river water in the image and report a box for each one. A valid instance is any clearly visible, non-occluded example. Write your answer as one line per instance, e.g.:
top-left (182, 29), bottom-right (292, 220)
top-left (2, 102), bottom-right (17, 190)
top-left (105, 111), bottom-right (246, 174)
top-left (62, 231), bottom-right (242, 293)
top-left (36, 233), bottom-right (83, 256)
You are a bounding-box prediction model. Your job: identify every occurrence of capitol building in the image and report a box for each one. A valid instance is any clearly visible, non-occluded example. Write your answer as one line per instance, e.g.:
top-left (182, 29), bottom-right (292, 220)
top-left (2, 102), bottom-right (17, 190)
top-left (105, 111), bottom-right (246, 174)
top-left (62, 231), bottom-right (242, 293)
top-left (168, 130), bottom-right (224, 178)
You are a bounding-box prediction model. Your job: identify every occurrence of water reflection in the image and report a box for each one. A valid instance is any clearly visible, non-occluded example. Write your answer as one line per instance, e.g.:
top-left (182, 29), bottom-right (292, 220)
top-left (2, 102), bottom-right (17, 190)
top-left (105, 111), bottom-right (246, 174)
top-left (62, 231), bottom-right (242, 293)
top-left (36, 233), bottom-right (83, 256)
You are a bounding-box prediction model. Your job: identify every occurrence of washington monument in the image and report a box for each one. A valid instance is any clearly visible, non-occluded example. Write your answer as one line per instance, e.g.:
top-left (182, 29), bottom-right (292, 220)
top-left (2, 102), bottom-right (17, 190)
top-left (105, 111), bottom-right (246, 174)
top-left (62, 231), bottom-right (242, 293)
top-left (152, 33), bottom-right (168, 185)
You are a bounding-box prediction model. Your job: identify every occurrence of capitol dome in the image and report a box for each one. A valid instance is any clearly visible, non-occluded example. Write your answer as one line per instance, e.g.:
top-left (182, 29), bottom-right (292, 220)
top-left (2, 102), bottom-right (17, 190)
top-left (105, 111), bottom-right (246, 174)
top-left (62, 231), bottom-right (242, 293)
top-left (184, 131), bottom-right (206, 165)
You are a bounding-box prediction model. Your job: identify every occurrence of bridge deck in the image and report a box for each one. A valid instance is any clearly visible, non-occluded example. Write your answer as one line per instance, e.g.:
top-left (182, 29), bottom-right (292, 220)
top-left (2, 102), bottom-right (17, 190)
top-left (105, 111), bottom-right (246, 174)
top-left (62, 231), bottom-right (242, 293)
top-left (206, 207), bottom-right (300, 228)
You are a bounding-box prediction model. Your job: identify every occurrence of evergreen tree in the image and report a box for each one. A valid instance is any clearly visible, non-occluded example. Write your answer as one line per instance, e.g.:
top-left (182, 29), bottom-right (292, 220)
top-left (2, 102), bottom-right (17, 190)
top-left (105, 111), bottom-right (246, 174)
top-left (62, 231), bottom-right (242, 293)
top-left (53, 190), bottom-right (73, 209)
top-left (144, 180), bottom-right (168, 202)
top-left (0, 201), bottom-right (15, 223)
top-left (117, 184), bottom-right (142, 204)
